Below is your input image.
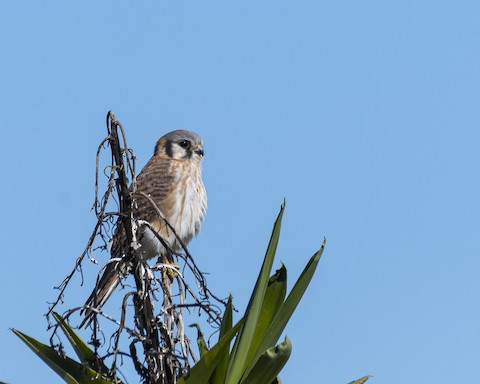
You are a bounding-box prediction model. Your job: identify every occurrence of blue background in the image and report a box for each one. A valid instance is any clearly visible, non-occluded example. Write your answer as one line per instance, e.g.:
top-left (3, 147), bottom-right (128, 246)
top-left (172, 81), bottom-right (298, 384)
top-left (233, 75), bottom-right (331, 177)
top-left (1, 1), bottom-right (479, 383)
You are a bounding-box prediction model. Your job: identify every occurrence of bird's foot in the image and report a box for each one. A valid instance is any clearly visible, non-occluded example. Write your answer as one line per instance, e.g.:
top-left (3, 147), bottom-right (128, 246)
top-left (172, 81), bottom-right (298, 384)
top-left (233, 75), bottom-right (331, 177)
top-left (151, 260), bottom-right (180, 281)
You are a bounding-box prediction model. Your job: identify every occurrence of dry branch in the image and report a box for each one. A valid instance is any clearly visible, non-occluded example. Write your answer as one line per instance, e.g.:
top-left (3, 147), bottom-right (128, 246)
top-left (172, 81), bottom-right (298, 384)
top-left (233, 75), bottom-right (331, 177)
top-left (45, 111), bottom-right (226, 384)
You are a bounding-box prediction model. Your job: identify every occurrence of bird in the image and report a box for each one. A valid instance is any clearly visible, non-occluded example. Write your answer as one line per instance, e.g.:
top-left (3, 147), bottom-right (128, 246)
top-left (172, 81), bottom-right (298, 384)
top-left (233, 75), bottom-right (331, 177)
top-left (80, 130), bottom-right (207, 328)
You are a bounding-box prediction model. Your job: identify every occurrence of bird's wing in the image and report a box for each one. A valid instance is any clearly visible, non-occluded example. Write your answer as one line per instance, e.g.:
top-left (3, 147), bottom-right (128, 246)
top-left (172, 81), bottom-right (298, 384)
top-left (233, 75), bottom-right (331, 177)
top-left (111, 156), bottom-right (175, 257)
top-left (80, 157), bottom-right (176, 327)
top-left (133, 156), bottom-right (176, 224)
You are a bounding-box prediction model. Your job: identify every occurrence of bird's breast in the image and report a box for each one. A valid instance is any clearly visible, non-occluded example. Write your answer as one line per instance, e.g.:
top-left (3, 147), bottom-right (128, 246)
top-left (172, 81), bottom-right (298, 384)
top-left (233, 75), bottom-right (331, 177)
top-left (167, 161), bottom-right (207, 243)
top-left (138, 161), bottom-right (207, 260)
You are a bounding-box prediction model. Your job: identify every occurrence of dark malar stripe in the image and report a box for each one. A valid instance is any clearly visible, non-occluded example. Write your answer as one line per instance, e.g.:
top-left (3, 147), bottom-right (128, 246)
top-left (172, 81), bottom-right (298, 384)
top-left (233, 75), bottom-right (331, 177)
top-left (165, 140), bottom-right (173, 158)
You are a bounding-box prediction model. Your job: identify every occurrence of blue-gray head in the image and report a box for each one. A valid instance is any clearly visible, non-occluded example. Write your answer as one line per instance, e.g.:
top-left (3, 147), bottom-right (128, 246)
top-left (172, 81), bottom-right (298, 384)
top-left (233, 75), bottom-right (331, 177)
top-left (155, 130), bottom-right (204, 161)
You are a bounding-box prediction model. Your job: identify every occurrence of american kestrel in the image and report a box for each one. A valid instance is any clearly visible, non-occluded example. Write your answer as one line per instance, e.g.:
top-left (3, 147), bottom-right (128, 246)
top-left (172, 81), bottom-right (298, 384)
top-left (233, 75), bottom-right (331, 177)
top-left (80, 130), bottom-right (207, 327)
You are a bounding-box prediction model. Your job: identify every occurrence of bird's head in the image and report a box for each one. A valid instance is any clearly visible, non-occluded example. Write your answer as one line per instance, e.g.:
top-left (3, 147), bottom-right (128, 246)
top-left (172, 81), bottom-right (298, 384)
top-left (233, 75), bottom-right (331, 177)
top-left (154, 130), bottom-right (205, 162)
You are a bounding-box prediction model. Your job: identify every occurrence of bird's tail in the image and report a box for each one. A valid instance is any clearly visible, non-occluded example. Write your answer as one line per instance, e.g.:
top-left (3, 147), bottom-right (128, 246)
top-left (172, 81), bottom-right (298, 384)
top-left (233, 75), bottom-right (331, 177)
top-left (79, 259), bottom-right (130, 328)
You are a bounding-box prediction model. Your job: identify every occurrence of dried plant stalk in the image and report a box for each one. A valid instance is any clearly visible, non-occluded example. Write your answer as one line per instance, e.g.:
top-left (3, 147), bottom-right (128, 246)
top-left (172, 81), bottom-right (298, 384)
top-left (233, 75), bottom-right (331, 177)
top-left (46, 111), bottom-right (226, 384)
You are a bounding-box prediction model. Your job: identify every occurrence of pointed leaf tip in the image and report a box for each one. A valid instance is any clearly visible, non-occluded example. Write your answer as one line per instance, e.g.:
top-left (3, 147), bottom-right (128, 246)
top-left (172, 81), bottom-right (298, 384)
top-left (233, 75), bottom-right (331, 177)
top-left (225, 205), bottom-right (285, 384)
top-left (52, 312), bottom-right (109, 374)
top-left (239, 336), bottom-right (292, 384)
top-left (348, 375), bottom-right (373, 384)
top-left (12, 329), bottom-right (119, 383)
top-left (190, 323), bottom-right (209, 358)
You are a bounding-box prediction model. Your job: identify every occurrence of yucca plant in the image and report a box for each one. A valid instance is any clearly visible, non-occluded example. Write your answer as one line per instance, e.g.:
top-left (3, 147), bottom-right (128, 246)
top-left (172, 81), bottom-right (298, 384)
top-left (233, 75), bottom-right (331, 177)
top-left (12, 202), bottom-right (326, 383)
top-left (13, 312), bottom-right (119, 384)
top-left (9, 112), bottom-right (372, 383)
top-left (11, 203), bottom-right (372, 383)
top-left (180, 202), bottom-right (325, 384)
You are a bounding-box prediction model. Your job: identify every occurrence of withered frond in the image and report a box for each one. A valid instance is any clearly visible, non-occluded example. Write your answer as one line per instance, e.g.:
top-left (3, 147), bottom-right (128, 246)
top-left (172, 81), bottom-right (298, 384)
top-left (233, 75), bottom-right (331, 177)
top-left (45, 111), bottom-right (226, 384)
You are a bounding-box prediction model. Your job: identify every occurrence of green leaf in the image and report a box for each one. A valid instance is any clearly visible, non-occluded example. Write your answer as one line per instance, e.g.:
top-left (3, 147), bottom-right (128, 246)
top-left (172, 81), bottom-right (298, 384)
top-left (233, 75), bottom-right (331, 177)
top-left (178, 318), bottom-right (244, 384)
top-left (348, 375), bottom-right (372, 384)
top-left (12, 329), bottom-right (115, 384)
top-left (210, 295), bottom-right (233, 384)
top-left (225, 202), bottom-right (285, 384)
top-left (243, 240), bottom-right (326, 379)
top-left (239, 336), bottom-right (292, 384)
top-left (246, 265), bottom-right (287, 364)
top-left (52, 312), bottom-right (110, 375)
top-left (189, 323), bottom-right (209, 359)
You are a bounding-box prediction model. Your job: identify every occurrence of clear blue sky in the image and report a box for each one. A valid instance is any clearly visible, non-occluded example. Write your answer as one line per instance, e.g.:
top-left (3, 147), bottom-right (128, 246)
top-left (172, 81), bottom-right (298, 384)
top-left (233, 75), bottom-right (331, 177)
top-left (1, 1), bottom-right (480, 383)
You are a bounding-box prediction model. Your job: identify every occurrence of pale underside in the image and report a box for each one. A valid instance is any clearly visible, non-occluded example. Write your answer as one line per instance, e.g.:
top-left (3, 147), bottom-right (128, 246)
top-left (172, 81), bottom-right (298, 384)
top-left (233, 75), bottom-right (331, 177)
top-left (80, 153), bottom-right (207, 325)
top-left (112, 155), bottom-right (207, 261)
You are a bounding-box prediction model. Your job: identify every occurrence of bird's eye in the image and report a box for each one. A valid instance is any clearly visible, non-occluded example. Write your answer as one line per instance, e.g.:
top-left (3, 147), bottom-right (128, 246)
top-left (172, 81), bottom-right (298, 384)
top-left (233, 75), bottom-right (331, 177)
top-left (178, 140), bottom-right (190, 149)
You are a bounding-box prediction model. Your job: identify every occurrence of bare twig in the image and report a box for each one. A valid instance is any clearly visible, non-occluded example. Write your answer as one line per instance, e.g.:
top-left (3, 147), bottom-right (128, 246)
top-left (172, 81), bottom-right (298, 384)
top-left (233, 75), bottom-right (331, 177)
top-left (45, 111), bottom-right (226, 384)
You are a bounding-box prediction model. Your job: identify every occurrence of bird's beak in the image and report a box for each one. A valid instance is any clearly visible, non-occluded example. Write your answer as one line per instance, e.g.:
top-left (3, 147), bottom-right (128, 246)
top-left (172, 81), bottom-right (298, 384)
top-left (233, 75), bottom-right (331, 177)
top-left (194, 145), bottom-right (204, 157)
